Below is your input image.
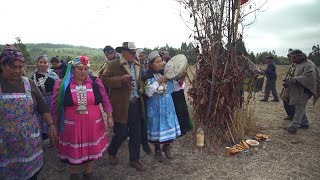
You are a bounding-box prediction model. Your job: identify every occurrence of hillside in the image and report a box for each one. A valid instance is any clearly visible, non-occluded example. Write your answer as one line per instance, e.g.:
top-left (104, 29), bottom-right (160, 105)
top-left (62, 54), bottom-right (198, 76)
top-left (1, 43), bottom-right (105, 63)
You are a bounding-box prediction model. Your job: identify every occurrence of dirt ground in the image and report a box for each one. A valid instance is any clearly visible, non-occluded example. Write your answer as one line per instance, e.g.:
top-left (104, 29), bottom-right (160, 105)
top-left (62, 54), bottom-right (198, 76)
top-left (38, 65), bottom-right (320, 180)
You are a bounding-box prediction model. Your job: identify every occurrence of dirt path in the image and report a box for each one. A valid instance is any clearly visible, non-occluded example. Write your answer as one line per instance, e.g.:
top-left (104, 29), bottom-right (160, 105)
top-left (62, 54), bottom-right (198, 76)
top-left (39, 65), bottom-right (320, 180)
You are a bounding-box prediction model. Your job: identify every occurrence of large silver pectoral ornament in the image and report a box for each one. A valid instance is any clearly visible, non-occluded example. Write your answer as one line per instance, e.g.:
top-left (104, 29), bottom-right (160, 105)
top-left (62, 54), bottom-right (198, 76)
top-left (76, 85), bottom-right (88, 114)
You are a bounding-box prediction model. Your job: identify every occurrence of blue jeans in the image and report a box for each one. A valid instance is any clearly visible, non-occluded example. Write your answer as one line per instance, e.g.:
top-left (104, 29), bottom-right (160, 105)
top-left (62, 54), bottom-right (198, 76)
top-left (290, 93), bottom-right (312, 128)
top-left (108, 101), bottom-right (141, 162)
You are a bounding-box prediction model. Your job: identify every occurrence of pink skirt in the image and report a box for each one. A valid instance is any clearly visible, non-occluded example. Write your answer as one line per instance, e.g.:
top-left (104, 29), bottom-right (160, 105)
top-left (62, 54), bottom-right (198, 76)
top-left (57, 104), bottom-right (108, 165)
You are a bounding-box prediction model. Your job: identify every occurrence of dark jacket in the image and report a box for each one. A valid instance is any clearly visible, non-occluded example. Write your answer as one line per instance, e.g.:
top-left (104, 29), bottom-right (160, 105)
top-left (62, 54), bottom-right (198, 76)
top-left (52, 61), bottom-right (68, 79)
top-left (264, 62), bottom-right (277, 81)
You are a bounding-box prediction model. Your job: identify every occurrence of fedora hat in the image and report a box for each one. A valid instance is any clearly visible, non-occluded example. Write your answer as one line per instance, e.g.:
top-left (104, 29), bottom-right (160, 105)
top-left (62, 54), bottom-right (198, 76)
top-left (115, 42), bottom-right (137, 53)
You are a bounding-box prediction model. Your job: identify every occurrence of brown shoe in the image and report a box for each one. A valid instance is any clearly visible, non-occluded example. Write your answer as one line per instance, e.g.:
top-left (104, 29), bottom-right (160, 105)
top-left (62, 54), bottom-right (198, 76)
top-left (108, 154), bottom-right (119, 166)
top-left (129, 161), bottom-right (146, 172)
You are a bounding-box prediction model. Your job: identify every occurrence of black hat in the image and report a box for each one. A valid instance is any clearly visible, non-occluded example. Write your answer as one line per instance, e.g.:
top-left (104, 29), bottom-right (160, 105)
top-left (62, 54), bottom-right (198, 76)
top-left (103, 45), bottom-right (115, 54)
top-left (291, 49), bottom-right (303, 56)
top-left (50, 56), bottom-right (60, 63)
top-left (115, 42), bottom-right (137, 53)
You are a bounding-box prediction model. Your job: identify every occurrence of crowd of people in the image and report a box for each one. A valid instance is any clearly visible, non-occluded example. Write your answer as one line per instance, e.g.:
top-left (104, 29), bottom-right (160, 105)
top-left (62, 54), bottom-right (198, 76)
top-left (0, 42), bottom-right (193, 179)
top-left (1, 42), bottom-right (319, 179)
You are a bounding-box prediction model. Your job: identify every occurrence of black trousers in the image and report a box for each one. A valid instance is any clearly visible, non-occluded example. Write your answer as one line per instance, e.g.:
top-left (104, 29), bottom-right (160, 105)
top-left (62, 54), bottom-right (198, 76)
top-left (264, 79), bottom-right (279, 100)
top-left (141, 117), bottom-right (149, 148)
top-left (108, 101), bottom-right (141, 162)
top-left (283, 100), bottom-right (295, 118)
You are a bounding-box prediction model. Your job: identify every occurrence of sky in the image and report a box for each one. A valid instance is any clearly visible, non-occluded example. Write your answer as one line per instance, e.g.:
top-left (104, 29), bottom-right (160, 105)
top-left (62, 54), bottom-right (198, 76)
top-left (0, 0), bottom-right (319, 56)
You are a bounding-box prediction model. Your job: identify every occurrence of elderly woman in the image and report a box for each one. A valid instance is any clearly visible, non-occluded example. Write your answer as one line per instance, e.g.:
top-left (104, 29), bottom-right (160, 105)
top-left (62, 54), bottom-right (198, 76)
top-left (51, 56), bottom-right (113, 180)
top-left (30, 55), bottom-right (59, 140)
top-left (142, 51), bottom-right (182, 163)
top-left (0, 45), bottom-right (57, 180)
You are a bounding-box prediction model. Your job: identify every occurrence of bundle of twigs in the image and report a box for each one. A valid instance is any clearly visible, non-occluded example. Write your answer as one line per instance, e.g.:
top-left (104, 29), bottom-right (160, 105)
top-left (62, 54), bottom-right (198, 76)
top-left (178, 0), bottom-right (258, 148)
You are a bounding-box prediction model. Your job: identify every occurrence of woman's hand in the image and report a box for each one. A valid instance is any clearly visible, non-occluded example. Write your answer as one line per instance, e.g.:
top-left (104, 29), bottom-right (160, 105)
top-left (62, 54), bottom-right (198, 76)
top-left (107, 116), bottom-right (114, 127)
top-left (157, 76), bottom-right (168, 84)
top-left (48, 124), bottom-right (58, 147)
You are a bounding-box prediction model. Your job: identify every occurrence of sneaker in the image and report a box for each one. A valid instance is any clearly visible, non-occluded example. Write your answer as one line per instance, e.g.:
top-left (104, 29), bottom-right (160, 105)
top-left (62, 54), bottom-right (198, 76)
top-left (154, 150), bottom-right (165, 163)
top-left (142, 145), bottom-right (152, 155)
top-left (260, 99), bottom-right (268, 102)
top-left (162, 145), bottom-right (173, 159)
top-left (83, 172), bottom-right (97, 180)
top-left (271, 99), bottom-right (279, 102)
top-left (108, 154), bottom-right (119, 166)
top-left (299, 125), bottom-right (309, 129)
top-left (288, 127), bottom-right (297, 134)
top-left (70, 174), bottom-right (79, 180)
top-left (129, 161), bottom-right (146, 172)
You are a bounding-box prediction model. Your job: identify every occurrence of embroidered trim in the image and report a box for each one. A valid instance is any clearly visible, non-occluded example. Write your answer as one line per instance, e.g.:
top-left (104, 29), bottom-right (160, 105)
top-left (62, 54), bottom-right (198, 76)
top-left (148, 133), bottom-right (181, 142)
top-left (0, 150), bottom-right (43, 167)
top-left (149, 126), bottom-right (181, 135)
top-left (58, 143), bottom-right (108, 164)
top-left (1, 94), bottom-right (27, 99)
top-left (70, 88), bottom-right (93, 92)
top-left (64, 120), bottom-right (75, 125)
top-left (96, 118), bottom-right (102, 123)
top-left (58, 132), bottom-right (107, 148)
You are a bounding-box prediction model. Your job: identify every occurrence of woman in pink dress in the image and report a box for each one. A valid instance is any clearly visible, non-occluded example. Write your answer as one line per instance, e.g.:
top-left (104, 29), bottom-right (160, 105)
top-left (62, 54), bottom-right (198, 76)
top-left (51, 56), bottom-right (113, 180)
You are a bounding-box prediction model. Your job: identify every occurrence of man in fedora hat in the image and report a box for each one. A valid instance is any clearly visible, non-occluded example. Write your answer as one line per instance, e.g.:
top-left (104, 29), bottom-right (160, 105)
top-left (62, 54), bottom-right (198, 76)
top-left (101, 42), bottom-right (146, 172)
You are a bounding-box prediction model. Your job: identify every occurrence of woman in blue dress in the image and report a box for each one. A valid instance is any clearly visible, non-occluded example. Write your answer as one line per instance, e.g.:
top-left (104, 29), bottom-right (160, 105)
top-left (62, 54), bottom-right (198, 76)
top-left (142, 51), bottom-right (182, 163)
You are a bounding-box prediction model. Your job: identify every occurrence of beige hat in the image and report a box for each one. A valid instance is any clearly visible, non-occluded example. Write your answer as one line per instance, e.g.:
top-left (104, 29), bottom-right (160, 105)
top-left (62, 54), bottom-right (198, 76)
top-left (148, 51), bottom-right (160, 62)
top-left (115, 42), bottom-right (137, 53)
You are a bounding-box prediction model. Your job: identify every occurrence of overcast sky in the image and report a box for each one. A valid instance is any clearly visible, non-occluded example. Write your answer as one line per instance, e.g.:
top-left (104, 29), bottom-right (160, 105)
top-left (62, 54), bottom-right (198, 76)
top-left (0, 0), bottom-right (319, 56)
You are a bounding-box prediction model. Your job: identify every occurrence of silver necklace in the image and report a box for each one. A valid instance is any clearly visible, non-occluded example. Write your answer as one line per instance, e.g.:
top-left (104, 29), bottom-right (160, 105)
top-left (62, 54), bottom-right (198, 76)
top-left (75, 85), bottom-right (88, 114)
top-left (33, 72), bottom-right (48, 94)
top-left (153, 73), bottom-right (167, 95)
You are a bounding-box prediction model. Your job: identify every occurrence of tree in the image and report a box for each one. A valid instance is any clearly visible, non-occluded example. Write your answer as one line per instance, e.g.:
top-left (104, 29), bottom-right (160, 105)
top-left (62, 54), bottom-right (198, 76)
top-left (309, 45), bottom-right (320, 66)
top-left (14, 37), bottom-right (34, 64)
top-left (14, 37), bottom-right (33, 64)
top-left (235, 36), bottom-right (249, 56)
top-left (177, 0), bottom-right (265, 147)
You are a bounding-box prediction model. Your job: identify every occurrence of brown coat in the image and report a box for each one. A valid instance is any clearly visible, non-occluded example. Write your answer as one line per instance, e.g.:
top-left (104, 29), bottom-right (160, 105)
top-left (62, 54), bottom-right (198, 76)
top-left (101, 56), bottom-right (144, 123)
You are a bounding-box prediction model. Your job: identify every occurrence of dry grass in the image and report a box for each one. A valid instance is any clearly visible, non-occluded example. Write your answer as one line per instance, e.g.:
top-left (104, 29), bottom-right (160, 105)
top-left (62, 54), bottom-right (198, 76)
top-left (39, 65), bottom-right (320, 180)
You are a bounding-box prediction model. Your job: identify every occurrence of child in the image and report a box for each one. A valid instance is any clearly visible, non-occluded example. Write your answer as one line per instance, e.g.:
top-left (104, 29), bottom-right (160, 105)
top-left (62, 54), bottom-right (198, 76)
top-left (142, 51), bottom-right (181, 163)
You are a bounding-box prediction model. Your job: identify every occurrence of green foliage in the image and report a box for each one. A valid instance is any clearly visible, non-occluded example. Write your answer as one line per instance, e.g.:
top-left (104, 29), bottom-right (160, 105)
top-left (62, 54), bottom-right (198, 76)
top-left (235, 36), bottom-right (249, 56)
top-left (248, 52), bottom-right (256, 63)
top-left (255, 51), bottom-right (291, 65)
top-left (25, 43), bottom-right (104, 64)
top-left (150, 43), bottom-right (197, 64)
top-left (14, 37), bottom-right (32, 64)
top-left (308, 45), bottom-right (320, 66)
